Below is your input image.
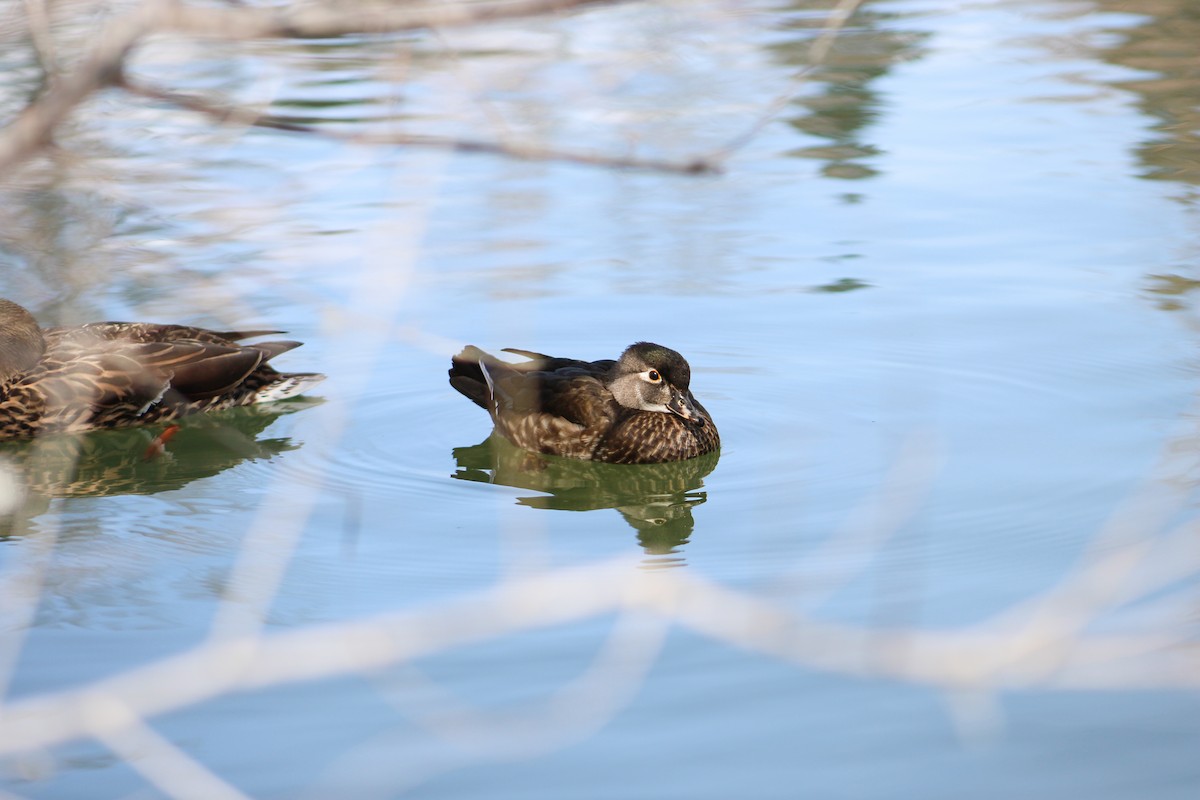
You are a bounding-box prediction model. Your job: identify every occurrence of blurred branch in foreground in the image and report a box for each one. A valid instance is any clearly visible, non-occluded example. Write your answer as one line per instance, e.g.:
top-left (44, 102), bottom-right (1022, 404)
top-left (0, 0), bottom-right (867, 175)
top-left (4, 411), bottom-right (1196, 796)
top-left (1, 523), bottom-right (1197, 758)
top-left (117, 77), bottom-right (715, 174)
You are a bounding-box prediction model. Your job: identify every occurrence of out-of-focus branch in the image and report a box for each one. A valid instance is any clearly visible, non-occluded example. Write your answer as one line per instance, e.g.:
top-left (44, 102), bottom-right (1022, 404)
top-left (0, 0), bottom-right (645, 173)
top-left (158, 0), bottom-right (629, 41)
top-left (709, 0), bottom-right (869, 162)
top-left (20, 0), bottom-right (57, 75)
top-left (118, 78), bottom-right (718, 174)
top-left (0, 556), bottom-right (1195, 756)
top-left (0, 0), bottom-right (873, 176)
top-left (89, 699), bottom-right (251, 800)
top-left (0, 1), bottom-right (155, 172)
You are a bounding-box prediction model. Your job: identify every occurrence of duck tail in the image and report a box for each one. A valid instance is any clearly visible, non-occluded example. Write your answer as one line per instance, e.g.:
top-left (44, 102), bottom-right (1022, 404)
top-left (449, 346), bottom-right (502, 409)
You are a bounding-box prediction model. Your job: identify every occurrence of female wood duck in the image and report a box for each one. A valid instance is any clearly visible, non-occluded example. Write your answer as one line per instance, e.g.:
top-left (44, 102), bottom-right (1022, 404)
top-left (449, 342), bottom-right (719, 464)
top-left (0, 299), bottom-right (324, 439)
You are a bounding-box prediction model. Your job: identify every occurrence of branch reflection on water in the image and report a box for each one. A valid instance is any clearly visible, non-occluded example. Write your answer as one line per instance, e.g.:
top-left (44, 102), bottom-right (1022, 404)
top-left (452, 435), bottom-right (720, 566)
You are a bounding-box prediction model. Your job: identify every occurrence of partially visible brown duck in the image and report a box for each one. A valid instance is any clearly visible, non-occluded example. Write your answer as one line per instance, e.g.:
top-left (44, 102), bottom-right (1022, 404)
top-left (0, 299), bottom-right (324, 439)
top-left (449, 342), bottom-right (719, 464)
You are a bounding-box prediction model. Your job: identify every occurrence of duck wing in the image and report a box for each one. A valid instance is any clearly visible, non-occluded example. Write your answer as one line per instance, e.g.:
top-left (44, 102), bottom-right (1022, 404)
top-left (26, 351), bottom-right (174, 429)
top-left (450, 346), bottom-right (623, 458)
top-left (116, 340), bottom-right (271, 399)
top-left (6, 319), bottom-right (319, 435)
top-left (47, 322), bottom-right (286, 346)
top-left (46, 324), bottom-right (305, 398)
top-left (489, 360), bottom-right (621, 454)
top-left (515, 368), bottom-right (613, 427)
top-left (501, 348), bottom-right (617, 376)
top-left (42, 335), bottom-right (276, 402)
top-left (500, 347), bottom-right (554, 360)
top-left (452, 347), bottom-right (611, 419)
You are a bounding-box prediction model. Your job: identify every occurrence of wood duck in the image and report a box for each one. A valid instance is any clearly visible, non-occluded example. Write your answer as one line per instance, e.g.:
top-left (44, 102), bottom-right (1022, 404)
top-left (0, 299), bottom-right (324, 439)
top-left (449, 342), bottom-right (719, 464)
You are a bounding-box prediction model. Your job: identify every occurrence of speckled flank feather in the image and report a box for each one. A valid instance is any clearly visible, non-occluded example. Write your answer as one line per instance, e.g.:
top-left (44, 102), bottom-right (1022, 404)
top-left (449, 343), bottom-right (719, 465)
top-left (0, 299), bottom-right (324, 440)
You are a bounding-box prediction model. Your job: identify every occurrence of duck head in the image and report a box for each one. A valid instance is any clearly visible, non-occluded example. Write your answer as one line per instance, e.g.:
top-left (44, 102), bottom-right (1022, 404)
top-left (607, 342), bottom-right (705, 422)
top-left (0, 300), bottom-right (45, 382)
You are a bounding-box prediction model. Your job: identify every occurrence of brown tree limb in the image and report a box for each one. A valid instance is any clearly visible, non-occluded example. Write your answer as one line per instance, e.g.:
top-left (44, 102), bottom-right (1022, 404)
top-left (156, 0), bottom-right (629, 41)
top-left (118, 77), bottom-right (719, 174)
top-left (0, 2), bottom-right (157, 172)
top-left (0, 0), bottom-right (643, 173)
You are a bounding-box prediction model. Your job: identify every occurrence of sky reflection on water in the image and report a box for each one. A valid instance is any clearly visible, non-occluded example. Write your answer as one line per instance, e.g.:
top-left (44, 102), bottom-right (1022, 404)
top-left (1, 0), bottom-right (1200, 797)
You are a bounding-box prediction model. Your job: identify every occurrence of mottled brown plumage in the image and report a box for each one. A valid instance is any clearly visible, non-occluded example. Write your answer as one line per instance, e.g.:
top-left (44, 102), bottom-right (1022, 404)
top-left (449, 342), bottom-right (719, 464)
top-left (0, 299), bottom-right (324, 439)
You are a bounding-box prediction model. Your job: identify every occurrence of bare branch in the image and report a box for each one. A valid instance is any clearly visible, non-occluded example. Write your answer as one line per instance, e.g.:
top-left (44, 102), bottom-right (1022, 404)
top-left (0, 0), bottom-right (643, 173)
top-left (0, 559), bottom-right (1195, 757)
top-left (156, 0), bottom-right (632, 41)
top-left (89, 699), bottom-right (251, 800)
top-left (707, 0), bottom-right (869, 163)
top-left (119, 78), bottom-right (720, 174)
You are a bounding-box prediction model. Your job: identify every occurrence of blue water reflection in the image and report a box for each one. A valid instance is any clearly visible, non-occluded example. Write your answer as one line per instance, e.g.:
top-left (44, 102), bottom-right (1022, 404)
top-left (1, 0), bottom-right (1199, 797)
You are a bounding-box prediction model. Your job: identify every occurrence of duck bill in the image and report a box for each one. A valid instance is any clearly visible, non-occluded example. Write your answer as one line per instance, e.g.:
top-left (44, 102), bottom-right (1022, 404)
top-left (666, 389), bottom-right (700, 422)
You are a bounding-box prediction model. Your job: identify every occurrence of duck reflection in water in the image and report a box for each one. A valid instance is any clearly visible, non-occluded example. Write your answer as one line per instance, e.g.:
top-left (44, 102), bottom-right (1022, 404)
top-left (452, 434), bottom-right (719, 561)
top-left (0, 401), bottom-right (317, 533)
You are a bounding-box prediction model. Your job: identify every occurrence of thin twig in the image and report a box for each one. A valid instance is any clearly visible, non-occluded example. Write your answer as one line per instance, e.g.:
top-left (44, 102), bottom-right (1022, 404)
top-left (119, 78), bottom-right (719, 174)
top-left (703, 0), bottom-right (869, 165)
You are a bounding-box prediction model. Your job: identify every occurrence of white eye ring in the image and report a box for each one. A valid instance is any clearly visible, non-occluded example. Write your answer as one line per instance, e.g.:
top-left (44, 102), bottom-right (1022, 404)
top-left (645, 369), bottom-right (662, 383)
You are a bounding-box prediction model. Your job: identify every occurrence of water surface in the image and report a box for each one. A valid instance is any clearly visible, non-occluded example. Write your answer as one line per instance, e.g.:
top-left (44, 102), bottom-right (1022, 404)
top-left (1, 0), bottom-right (1199, 797)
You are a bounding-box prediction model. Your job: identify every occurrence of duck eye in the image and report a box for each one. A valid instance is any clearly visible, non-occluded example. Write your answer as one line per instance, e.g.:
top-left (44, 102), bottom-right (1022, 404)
top-left (647, 370), bottom-right (662, 383)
